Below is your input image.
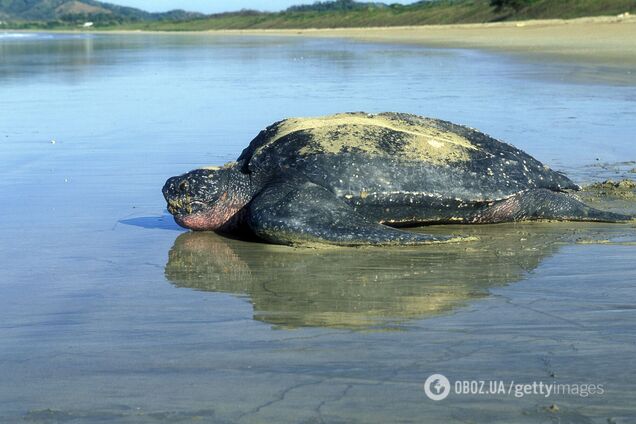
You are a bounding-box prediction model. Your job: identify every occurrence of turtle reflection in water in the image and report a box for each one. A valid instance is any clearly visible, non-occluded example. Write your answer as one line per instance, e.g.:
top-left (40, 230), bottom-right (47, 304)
top-left (164, 223), bottom-right (623, 329)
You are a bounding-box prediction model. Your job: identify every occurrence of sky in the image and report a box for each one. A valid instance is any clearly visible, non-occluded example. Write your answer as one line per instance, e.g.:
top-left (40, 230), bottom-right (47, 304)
top-left (106, 0), bottom-right (415, 14)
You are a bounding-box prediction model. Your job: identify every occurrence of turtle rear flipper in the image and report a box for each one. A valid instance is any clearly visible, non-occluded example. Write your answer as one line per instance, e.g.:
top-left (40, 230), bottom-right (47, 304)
top-left (247, 177), bottom-right (457, 246)
top-left (476, 189), bottom-right (632, 223)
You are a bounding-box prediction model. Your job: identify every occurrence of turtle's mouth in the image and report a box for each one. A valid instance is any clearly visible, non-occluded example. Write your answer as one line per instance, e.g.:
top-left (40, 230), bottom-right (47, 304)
top-left (165, 196), bottom-right (215, 230)
top-left (169, 201), bottom-right (244, 231)
top-left (165, 195), bottom-right (244, 232)
top-left (173, 210), bottom-right (219, 231)
top-left (166, 197), bottom-right (206, 216)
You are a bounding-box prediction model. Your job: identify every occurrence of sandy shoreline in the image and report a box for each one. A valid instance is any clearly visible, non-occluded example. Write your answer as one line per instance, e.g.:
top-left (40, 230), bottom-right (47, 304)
top-left (208, 15), bottom-right (636, 66)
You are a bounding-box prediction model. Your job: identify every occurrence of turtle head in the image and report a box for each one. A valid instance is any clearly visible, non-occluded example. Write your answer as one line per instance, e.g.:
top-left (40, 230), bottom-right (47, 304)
top-left (162, 163), bottom-right (252, 232)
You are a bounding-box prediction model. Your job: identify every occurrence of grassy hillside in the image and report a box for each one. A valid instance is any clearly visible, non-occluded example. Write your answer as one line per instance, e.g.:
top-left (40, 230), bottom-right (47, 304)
top-left (120, 0), bottom-right (636, 31)
top-left (0, 0), bottom-right (201, 26)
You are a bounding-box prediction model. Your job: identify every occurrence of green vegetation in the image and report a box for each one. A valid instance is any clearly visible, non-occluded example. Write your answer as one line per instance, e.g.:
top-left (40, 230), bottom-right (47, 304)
top-left (490, 0), bottom-right (529, 13)
top-left (1, 0), bottom-right (635, 31)
top-left (0, 0), bottom-right (201, 28)
top-left (286, 0), bottom-right (389, 12)
top-left (119, 0), bottom-right (636, 31)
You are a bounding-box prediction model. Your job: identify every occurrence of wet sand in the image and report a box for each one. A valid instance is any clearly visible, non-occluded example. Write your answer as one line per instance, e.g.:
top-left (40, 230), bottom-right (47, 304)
top-left (164, 219), bottom-right (636, 329)
top-left (209, 15), bottom-right (636, 65)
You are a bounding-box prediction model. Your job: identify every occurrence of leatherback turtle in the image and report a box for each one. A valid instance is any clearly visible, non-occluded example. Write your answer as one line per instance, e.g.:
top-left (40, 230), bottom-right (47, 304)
top-left (162, 112), bottom-right (630, 246)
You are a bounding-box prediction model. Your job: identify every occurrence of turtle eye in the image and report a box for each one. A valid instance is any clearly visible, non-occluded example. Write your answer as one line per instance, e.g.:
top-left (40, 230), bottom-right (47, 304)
top-left (179, 180), bottom-right (189, 191)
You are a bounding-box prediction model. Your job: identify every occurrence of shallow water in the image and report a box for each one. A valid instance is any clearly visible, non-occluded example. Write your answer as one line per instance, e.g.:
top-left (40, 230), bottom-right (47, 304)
top-left (1, 33), bottom-right (636, 423)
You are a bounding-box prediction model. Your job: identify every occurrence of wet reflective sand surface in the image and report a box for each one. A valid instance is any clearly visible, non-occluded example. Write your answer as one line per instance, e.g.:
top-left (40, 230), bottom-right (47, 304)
top-left (1, 33), bottom-right (635, 423)
top-left (165, 223), bottom-right (628, 330)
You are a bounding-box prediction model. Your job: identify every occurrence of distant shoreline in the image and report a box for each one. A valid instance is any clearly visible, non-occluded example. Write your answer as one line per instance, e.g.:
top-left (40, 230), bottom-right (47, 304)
top-left (209, 15), bottom-right (636, 66)
top-left (9, 15), bottom-right (636, 66)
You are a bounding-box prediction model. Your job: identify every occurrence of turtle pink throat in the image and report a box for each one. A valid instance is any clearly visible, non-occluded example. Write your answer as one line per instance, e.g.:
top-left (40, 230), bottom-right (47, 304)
top-left (175, 197), bottom-right (246, 231)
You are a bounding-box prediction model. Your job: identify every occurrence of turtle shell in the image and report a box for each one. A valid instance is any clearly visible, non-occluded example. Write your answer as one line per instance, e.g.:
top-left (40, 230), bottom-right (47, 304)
top-left (236, 112), bottom-right (577, 202)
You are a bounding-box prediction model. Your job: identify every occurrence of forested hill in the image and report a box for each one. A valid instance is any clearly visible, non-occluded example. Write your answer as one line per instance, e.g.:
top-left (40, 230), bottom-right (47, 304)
top-left (0, 0), bottom-right (201, 25)
top-left (121, 0), bottom-right (636, 31)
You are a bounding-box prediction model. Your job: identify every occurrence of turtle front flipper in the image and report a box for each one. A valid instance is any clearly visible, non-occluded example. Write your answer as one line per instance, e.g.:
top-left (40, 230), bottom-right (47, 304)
top-left (247, 177), bottom-right (457, 246)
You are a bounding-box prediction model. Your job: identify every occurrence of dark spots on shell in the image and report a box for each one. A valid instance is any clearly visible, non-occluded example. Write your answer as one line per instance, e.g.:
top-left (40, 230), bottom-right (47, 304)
top-left (240, 112), bottom-right (579, 219)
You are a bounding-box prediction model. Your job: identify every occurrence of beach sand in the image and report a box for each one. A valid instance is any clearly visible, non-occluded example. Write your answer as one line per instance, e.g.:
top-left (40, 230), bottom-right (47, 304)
top-left (209, 15), bottom-right (636, 66)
